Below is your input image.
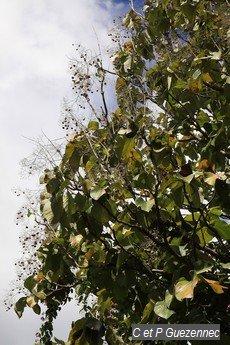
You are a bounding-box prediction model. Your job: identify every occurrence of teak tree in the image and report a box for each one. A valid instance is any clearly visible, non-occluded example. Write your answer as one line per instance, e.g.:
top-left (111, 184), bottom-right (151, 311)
top-left (13, 1), bottom-right (230, 344)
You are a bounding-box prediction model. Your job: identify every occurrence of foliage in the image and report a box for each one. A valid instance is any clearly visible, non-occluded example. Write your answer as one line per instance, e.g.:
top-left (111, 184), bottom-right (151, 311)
top-left (14, 1), bottom-right (230, 344)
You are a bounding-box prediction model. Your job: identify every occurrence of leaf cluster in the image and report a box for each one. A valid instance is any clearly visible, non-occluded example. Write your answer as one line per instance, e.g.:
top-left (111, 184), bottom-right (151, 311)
top-left (14, 1), bottom-right (230, 344)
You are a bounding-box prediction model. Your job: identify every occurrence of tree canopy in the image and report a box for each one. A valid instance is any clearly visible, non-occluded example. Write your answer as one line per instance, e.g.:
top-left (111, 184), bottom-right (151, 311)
top-left (13, 1), bottom-right (230, 344)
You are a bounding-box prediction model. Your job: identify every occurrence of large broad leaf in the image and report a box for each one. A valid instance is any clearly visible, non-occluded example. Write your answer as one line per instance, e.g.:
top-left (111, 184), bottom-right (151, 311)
top-left (204, 173), bottom-right (218, 186)
top-left (70, 234), bottom-right (84, 248)
top-left (32, 304), bottom-right (41, 315)
top-left (164, 289), bottom-right (174, 308)
top-left (135, 197), bottom-right (155, 212)
top-left (174, 276), bottom-right (199, 301)
top-left (154, 301), bottom-right (175, 320)
top-left (69, 148), bottom-right (81, 172)
top-left (45, 253), bottom-right (64, 282)
top-left (14, 297), bottom-right (27, 318)
top-left (196, 227), bottom-right (213, 245)
top-left (90, 186), bottom-right (106, 200)
top-left (211, 219), bottom-right (230, 240)
top-left (41, 194), bottom-right (63, 224)
top-left (24, 275), bottom-right (36, 292)
top-left (46, 178), bottom-right (60, 194)
top-left (116, 137), bottom-right (135, 160)
top-left (41, 198), bottom-right (53, 224)
top-left (33, 290), bottom-right (46, 300)
top-left (68, 318), bottom-right (86, 344)
top-left (91, 203), bottom-right (110, 224)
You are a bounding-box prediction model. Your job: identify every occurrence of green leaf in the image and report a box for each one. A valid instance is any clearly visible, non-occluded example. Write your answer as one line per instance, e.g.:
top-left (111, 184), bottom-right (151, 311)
top-left (141, 299), bottom-right (154, 322)
top-left (196, 227), bottom-right (214, 245)
top-left (91, 203), bottom-right (110, 224)
top-left (69, 147), bottom-right (81, 172)
top-left (171, 185), bottom-right (184, 208)
top-left (75, 193), bottom-right (91, 212)
top-left (211, 219), bottom-right (230, 240)
top-left (45, 253), bottom-right (64, 282)
top-left (117, 137), bottom-right (135, 160)
top-left (154, 301), bottom-right (175, 320)
top-left (90, 186), bottom-right (106, 200)
top-left (164, 289), bottom-right (174, 308)
top-left (46, 178), bottom-right (60, 194)
top-left (88, 121), bottom-right (99, 130)
top-left (40, 192), bottom-right (63, 225)
top-left (34, 290), bottom-right (46, 300)
top-left (33, 304), bottom-right (41, 315)
top-left (68, 318), bottom-right (86, 343)
top-left (14, 297), bottom-right (27, 318)
top-left (209, 207), bottom-right (222, 216)
top-left (135, 197), bottom-right (155, 212)
top-left (24, 275), bottom-right (36, 292)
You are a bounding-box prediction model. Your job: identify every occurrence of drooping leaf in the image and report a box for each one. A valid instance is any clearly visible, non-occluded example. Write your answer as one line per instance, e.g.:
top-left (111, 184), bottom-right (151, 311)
top-left (174, 276), bottom-right (199, 301)
top-left (14, 297), bottom-right (27, 318)
top-left (32, 304), bottom-right (41, 315)
top-left (203, 278), bottom-right (228, 294)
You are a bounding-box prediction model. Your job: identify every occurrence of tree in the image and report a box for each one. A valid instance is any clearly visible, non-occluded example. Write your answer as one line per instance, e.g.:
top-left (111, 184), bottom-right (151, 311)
top-left (13, 1), bottom-right (230, 344)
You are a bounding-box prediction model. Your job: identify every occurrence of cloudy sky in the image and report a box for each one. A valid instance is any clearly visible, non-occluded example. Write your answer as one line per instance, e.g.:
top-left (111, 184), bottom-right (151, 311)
top-left (0, 0), bottom-right (131, 343)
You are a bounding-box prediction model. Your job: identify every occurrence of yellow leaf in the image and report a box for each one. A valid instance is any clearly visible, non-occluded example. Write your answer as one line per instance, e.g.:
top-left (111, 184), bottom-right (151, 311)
top-left (124, 41), bottom-right (133, 52)
top-left (122, 228), bottom-right (133, 237)
top-left (34, 272), bottom-right (44, 283)
top-left (85, 160), bottom-right (95, 172)
top-left (202, 72), bottom-right (213, 83)
top-left (85, 248), bottom-right (94, 261)
top-left (175, 277), bottom-right (199, 301)
top-left (116, 77), bottom-right (126, 91)
top-left (70, 234), bottom-right (83, 248)
top-left (189, 78), bottom-right (202, 93)
top-left (131, 149), bottom-right (142, 162)
top-left (113, 107), bottom-right (122, 119)
top-left (204, 172), bottom-right (218, 186)
top-left (26, 296), bottom-right (36, 308)
top-left (203, 278), bottom-right (228, 294)
top-left (204, 171), bottom-right (227, 186)
top-left (198, 159), bottom-right (215, 172)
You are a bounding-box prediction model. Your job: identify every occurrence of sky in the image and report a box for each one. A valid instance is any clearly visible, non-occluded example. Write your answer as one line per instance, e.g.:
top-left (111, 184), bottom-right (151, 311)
top-left (0, 0), bottom-right (128, 343)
